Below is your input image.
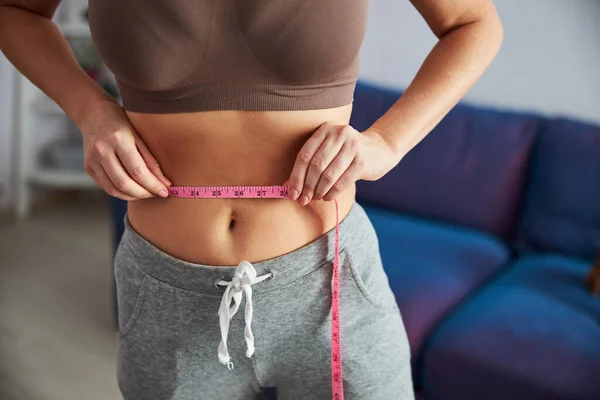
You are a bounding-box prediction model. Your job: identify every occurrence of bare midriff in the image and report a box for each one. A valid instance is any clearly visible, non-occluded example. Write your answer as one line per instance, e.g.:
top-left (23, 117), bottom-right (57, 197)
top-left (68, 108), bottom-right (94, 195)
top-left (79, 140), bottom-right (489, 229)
top-left (126, 105), bottom-right (356, 266)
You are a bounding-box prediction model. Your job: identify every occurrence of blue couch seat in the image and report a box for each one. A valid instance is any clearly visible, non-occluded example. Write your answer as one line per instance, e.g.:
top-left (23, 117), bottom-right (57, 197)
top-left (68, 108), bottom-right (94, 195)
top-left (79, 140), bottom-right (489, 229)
top-left (363, 204), bottom-right (510, 361)
top-left (420, 254), bottom-right (600, 400)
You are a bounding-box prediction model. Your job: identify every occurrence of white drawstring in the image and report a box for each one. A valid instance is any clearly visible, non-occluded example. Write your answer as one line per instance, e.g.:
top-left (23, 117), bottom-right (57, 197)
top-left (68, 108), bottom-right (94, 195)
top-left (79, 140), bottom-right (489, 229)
top-left (216, 260), bottom-right (272, 369)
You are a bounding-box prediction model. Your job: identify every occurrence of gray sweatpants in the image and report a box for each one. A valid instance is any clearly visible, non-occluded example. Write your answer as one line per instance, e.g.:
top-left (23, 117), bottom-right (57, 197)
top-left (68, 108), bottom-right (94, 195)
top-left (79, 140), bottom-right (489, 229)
top-left (114, 201), bottom-right (415, 400)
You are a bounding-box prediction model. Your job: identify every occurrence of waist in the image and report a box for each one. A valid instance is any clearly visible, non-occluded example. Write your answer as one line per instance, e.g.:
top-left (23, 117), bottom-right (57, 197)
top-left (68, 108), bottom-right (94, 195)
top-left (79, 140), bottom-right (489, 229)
top-left (119, 201), bottom-right (372, 295)
top-left (125, 106), bottom-right (356, 265)
top-left (127, 191), bottom-right (355, 265)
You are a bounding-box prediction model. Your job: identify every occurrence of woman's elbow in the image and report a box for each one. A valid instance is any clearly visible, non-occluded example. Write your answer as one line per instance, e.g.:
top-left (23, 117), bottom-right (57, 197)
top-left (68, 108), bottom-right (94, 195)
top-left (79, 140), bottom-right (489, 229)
top-left (483, 7), bottom-right (504, 57)
top-left (491, 13), bottom-right (504, 49)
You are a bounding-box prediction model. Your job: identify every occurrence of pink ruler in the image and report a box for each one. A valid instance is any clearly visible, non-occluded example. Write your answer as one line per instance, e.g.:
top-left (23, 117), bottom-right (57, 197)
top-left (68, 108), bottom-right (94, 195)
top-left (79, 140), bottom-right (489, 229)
top-left (167, 185), bottom-right (344, 399)
top-left (167, 185), bottom-right (288, 199)
top-left (331, 198), bottom-right (343, 399)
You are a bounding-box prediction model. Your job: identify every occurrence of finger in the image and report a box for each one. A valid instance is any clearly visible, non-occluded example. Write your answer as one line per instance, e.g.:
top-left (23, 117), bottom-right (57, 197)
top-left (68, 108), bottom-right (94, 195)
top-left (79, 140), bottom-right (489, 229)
top-left (89, 165), bottom-right (137, 201)
top-left (323, 156), bottom-right (364, 202)
top-left (313, 141), bottom-right (355, 200)
top-left (135, 136), bottom-right (172, 187)
top-left (300, 135), bottom-right (345, 205)
top-left (116, 140), bottom-right (169, 197)
top-left (287, 123), bottom-right (330, 201)
top-left (101, 153), bottom-right (155, 199)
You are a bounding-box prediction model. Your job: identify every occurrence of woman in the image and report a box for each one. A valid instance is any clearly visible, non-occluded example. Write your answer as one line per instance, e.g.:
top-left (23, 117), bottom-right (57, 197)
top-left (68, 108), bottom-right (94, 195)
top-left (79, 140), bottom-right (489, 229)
top-left (0, 0), bottom-right (502, 399)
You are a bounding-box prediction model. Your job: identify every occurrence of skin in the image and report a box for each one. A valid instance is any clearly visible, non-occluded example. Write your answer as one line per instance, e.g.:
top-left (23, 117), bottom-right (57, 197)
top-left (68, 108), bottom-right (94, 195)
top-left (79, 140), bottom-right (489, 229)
top-left (0, 0), bottom-right (503, 266)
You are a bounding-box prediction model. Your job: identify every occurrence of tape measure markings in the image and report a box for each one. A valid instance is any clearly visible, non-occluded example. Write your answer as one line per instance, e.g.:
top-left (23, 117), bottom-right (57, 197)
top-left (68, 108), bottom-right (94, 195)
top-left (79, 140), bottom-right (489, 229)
top-left (168, 185), bottom-right (288, 199)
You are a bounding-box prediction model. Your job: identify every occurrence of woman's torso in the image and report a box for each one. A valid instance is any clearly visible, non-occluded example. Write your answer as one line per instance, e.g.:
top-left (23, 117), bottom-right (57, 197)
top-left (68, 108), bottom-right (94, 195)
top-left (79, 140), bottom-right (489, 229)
top-left (126, 107), bottom-right (356, 266)
top-left (87, 0), bottom-right (368, 265)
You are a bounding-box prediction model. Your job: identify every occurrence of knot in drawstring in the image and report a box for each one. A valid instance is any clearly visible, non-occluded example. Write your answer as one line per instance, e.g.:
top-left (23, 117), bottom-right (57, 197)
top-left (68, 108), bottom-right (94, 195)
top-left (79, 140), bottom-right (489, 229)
top-left (231, 273), bottom-right (253, 292)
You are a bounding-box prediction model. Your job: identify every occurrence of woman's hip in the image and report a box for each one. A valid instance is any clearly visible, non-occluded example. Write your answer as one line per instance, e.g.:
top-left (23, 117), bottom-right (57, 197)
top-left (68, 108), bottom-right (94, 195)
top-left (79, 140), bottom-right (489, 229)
top-left (113, 197), bottom-right (404, 347)
top-left (113, 196), bottom-right (389, 359)
top-left (114, 199), bottom-right (412, 397)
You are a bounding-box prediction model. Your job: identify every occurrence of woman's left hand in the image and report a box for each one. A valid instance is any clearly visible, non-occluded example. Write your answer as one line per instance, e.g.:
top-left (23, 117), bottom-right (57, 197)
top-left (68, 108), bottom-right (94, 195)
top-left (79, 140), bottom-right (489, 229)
top-left (286, 122), bottom-right (401, 205)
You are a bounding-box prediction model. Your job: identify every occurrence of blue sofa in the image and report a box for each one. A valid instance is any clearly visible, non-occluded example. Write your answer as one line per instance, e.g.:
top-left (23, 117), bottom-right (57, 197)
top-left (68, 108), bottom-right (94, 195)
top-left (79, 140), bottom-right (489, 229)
top-left (110, 81), bottom-right (600, 399)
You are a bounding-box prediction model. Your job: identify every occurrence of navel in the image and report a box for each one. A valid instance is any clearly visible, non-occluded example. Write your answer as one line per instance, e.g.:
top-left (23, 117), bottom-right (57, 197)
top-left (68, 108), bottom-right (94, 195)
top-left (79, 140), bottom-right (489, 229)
top-left (228, 208), bottom-right (237, 231)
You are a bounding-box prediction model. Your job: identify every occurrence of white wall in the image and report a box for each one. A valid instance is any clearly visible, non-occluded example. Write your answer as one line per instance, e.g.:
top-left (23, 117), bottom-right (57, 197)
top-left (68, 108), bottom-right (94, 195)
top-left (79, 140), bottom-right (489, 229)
top-left (0, 54), bottom-right (15, 211)
top-left (360, 0), bottom-right (600, 124)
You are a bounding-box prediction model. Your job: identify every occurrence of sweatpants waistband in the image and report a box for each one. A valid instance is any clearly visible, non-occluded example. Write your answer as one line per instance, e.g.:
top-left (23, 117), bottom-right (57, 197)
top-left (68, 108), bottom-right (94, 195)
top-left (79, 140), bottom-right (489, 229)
top-left (120, 201), bottom-right (371, 296)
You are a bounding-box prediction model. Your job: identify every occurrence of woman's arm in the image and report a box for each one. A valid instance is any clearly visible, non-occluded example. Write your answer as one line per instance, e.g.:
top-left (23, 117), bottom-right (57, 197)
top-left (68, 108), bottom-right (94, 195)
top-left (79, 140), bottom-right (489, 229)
top-left (0, 0), bottom-right (170, 199)
top-left (0, 0), bottom-right (109, 127)
top-left (286, 0), bottom-right (503, 205)
top-left (367, 0), bottom-right (504, 158)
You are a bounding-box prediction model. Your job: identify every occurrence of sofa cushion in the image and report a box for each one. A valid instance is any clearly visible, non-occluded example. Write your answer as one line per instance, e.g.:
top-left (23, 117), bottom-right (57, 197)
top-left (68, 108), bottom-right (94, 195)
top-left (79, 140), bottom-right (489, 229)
top-left (516, 118), bottom-right (600, 260)
top-left (420, 254), bottom-right (600, 400)
top-left (362, 204), bottom-right (509, 380)
top-left (350, 81), bottom-right (403, 133)
top-left (351, 81), bottom-right (539, 239)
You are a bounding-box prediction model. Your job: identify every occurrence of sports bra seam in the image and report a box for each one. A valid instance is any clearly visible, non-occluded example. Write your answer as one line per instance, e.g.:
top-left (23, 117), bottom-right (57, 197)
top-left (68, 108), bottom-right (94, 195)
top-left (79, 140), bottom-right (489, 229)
top-left (232, 12), bottom-right (284, 83)
top-left (166, 0), bottom-right (218, 91)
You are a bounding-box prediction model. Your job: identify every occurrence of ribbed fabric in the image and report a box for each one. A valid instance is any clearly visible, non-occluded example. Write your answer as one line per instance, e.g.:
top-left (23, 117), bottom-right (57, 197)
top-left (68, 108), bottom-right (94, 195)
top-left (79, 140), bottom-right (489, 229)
top-left (88, 0), bottom-right (368, 113)
top-left (116, 78), bottom-right (358, 113)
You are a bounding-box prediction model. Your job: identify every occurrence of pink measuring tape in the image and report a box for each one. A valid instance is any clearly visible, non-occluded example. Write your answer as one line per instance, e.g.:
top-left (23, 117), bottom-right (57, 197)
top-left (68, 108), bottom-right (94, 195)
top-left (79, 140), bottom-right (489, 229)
top-left (167, 185), bottom-right (344, 399)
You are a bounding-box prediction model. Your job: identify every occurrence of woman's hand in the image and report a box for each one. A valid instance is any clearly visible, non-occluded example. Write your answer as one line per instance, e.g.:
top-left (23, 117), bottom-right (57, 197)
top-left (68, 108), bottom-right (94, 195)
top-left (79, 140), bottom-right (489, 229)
top-left (80, 99), bottom-right (172, 201)
top-left (286, 122), bottom-right (401, 206)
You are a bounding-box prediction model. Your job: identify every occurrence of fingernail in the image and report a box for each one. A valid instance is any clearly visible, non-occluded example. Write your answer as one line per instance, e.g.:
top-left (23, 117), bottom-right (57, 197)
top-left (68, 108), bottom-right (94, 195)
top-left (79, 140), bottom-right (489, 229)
top-left (158, 190), bottom-right (168, 198)
top-left (165, 179), bottom-right (172, 186)
top-left (299, 195), bottom-right (309, 206)
top-left (289, 188), bottom-right (299, 200)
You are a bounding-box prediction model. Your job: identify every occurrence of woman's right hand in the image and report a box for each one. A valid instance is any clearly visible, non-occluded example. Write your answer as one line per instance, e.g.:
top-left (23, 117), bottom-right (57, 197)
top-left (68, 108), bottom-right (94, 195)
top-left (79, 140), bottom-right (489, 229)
top-left (80, 99), bottom-right (172, 201)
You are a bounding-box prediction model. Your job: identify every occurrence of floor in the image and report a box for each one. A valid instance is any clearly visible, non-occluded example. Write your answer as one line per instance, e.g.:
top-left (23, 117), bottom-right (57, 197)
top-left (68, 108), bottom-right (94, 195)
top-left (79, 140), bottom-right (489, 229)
top-left (0, 195), bottom-right (121, 400)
